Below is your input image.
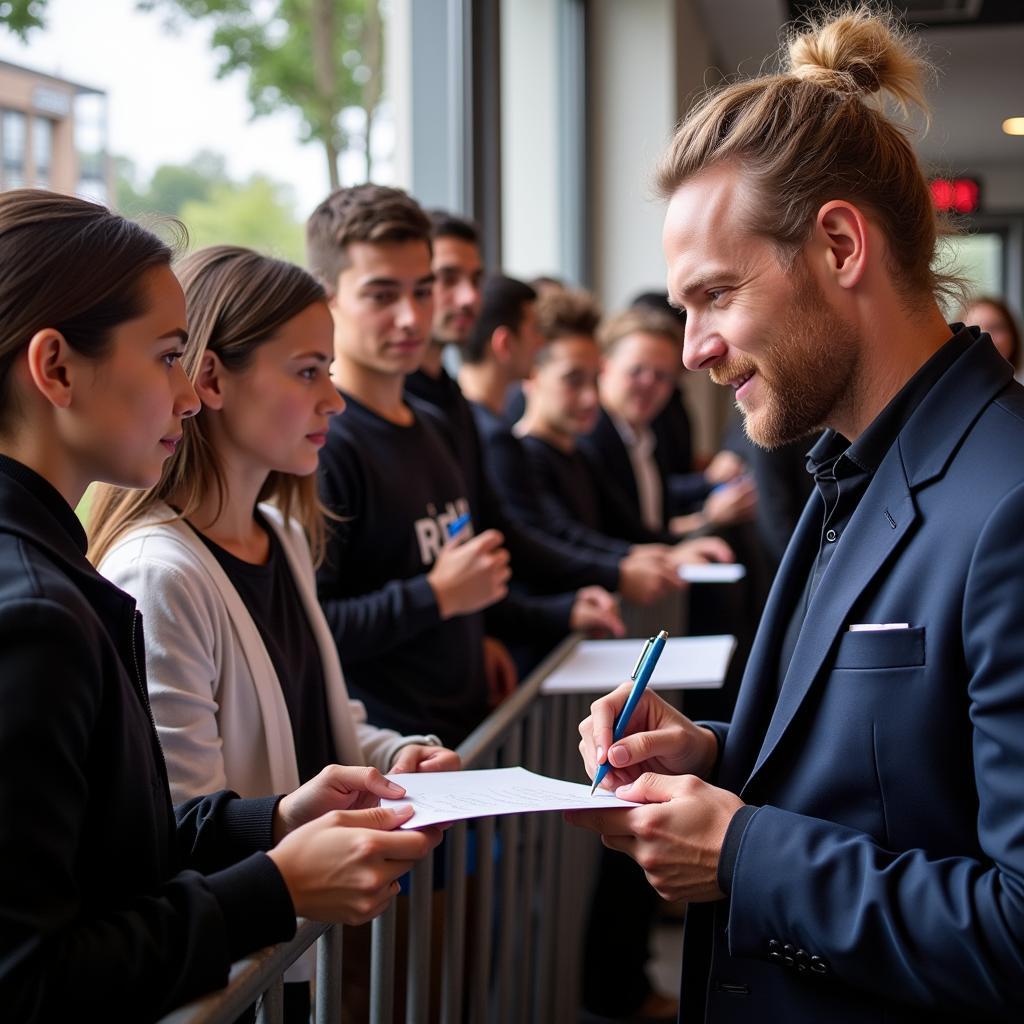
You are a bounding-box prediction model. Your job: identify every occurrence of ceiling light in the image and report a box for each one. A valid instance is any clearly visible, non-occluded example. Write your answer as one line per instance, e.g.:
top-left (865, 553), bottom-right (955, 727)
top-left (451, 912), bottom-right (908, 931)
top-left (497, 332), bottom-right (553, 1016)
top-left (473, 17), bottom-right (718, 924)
top-left (1002, 118), bottom-right (1024, 137)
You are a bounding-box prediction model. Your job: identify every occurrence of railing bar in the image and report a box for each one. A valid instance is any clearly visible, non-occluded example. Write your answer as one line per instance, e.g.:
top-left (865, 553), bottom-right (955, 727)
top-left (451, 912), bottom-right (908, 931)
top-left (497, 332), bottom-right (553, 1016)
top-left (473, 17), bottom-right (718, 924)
top-left (533, 694), bottom-right (565, 1023)
top-left (556, 695), bottom-right (586, 1023)
top-left (470, 814), bottom-right (496, 1024)
top-left (254, 975), bottom-right (283, 1024)
top-left (496, 724), bottom-right (523, 1024)
top-left (457, 635), bottom-right (581, 767)
top-left (314, 925), bottom-right (343, 1024)
top-left (405, 853), bottom-right (433, 1023)
top-left (440, 821), bottom-right (468, 1024)
top-left (158, 919), bottom-right (328, 1024)
top-left (517, 705), bottom-right (543, 1024)
top-left (369, 901), bottom-right (397, 1024)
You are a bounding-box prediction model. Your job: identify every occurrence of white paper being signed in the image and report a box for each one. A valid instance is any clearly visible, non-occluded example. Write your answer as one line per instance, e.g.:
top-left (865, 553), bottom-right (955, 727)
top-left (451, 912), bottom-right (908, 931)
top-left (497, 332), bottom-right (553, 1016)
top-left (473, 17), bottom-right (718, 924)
top-left (381, 766), bottom-right (640, 829)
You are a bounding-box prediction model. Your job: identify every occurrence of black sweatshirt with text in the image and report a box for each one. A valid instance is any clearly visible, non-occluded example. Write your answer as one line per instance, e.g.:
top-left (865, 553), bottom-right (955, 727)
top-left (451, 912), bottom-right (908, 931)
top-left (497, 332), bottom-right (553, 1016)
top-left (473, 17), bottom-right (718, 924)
top-left (316, 392), bottom-right (488, 747)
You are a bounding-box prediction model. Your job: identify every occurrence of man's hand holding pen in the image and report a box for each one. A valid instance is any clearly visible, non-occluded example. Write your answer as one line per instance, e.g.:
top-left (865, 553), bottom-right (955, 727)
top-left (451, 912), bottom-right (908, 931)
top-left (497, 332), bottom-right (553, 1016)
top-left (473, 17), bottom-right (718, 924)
top-left (567, 680), bottom-right (745, 903)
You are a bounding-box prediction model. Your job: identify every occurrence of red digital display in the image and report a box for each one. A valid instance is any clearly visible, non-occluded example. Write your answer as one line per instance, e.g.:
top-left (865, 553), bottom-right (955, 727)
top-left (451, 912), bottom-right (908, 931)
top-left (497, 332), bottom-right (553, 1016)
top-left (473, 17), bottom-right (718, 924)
top-left (930, 178), bottom-right (981, 215)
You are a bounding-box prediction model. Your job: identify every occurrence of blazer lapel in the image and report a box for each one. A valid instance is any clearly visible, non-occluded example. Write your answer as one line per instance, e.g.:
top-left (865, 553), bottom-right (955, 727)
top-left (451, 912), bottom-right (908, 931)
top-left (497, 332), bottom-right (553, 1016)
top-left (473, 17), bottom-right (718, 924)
top-left (717, 486), bottom-right (821, 791)
top-left (742, 449), bottom-right (916, 792)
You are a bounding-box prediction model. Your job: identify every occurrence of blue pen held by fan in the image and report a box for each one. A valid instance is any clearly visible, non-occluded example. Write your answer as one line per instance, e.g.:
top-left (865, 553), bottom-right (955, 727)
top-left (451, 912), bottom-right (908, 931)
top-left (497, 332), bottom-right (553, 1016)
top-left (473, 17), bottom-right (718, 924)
top-left (590, 629), bottom-right (670, 795)
top-left (447, 512), bottom-right (472, 540)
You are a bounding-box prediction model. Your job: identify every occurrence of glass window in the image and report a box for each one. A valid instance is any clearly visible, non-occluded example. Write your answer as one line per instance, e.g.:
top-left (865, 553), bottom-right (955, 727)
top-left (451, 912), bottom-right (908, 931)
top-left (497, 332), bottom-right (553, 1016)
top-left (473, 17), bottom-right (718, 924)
top-left (33, 117), bottom-right (52, 188)
top-left (945, 231), bottom-right (1004, 310)
top-left (2, 110), bottom-right (27, 188)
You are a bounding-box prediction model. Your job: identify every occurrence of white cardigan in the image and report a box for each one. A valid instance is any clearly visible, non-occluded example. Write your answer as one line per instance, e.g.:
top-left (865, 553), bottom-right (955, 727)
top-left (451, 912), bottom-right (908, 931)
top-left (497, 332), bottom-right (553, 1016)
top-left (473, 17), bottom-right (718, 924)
top-left (99, 502), bottom-right (435, 804)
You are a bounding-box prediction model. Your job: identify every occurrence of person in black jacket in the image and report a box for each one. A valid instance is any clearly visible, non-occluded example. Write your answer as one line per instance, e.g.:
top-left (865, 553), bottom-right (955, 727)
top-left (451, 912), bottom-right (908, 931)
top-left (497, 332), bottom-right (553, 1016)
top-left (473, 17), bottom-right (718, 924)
top-left (581, 305), bottom-right (757, 537)
top-left (0, 190), bottom-right (441, 1023)
top-left (404, 209), bottom-right (627, 676)
top-left (416, 211), bottom-right (687, 611)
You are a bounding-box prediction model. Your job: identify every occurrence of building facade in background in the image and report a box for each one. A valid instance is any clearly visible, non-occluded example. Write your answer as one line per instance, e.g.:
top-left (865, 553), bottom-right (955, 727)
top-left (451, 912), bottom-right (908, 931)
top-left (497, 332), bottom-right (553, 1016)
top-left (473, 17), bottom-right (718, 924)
top-left (0, 58), bottom-right (110, 202)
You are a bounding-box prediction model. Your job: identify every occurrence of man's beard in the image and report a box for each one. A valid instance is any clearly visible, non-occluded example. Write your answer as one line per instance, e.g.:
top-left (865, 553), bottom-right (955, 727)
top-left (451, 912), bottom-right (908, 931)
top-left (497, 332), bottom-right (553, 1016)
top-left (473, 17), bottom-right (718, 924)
top-left (711, 267), bottom-right (860, 449)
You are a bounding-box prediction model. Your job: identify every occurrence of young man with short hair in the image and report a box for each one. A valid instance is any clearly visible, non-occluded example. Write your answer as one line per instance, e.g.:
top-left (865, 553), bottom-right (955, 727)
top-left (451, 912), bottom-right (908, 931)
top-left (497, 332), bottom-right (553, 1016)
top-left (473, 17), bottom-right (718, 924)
top-left (307, 184), bottom-right (511, 747)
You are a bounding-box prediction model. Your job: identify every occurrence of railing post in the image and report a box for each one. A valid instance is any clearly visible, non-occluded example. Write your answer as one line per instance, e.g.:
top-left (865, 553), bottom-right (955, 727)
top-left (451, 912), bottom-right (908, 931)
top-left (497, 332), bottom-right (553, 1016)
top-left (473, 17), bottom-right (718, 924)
top-left (440, 821), bottom-right (468, 1024)
top-left (405, 852), bottom-right (433, 1022)
top-left (315, 925), bottom-right (343, 1024)
top-left (496, 723), bottom-right (523, 1024)
top-left (370, 901), bottom-right (397, 1024)
top-left (517, 704), bottom-right (543, 1024)
top-left (254, 976), bottom-right (283, 1024)
top-left (470, 812), bottom-right (496, 1024)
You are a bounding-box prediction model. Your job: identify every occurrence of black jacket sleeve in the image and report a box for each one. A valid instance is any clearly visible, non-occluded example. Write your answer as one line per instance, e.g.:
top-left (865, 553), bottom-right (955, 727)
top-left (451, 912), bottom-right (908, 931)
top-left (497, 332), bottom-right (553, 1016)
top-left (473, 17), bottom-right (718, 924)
top-left (0, 599), bottom-right (295, 1024)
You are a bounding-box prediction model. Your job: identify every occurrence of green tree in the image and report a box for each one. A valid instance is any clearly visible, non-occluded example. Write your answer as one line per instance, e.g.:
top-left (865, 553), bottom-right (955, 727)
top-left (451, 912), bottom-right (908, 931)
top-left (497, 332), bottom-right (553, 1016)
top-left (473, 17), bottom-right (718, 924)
top-left (179, 174), bottom-right (305, 263)
top-left (117, 149), bottom-right (229, 218)
top-left (0, 0), bottom-right (48, 40)
top-left (139, 0), bottom-right (384, 189)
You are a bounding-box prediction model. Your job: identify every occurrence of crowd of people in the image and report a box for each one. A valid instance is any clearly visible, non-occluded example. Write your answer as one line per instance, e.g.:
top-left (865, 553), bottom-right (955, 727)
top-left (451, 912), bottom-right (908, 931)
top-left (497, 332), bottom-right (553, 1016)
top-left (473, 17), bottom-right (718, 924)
top-left (2, 5), bottom-right (1024, 1024)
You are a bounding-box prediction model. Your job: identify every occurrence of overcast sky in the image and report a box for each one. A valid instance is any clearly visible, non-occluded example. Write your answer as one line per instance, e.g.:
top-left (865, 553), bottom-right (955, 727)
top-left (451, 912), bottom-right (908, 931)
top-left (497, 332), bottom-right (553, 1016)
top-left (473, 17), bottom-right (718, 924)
top-left (0, 0), bottom-right (374, 216)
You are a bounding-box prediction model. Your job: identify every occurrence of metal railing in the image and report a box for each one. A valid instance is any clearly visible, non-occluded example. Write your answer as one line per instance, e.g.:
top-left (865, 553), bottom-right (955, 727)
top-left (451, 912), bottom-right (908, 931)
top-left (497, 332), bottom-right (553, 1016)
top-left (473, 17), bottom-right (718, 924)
top-left (159, 598), bottom-right (682, 1024)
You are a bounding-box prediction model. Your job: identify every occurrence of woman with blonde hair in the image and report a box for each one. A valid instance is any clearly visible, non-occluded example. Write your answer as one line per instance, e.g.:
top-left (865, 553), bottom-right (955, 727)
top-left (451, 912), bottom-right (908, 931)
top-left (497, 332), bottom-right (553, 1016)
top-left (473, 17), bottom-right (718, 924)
top-left (0, 192), bottom-right (439, 1023)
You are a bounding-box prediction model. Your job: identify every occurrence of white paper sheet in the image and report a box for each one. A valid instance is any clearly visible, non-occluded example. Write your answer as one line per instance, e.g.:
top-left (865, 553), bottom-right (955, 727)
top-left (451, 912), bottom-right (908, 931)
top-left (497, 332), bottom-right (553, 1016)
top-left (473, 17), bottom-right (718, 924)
top-left (381, 767), bottom-right (639, 829)
top-left (541, 634), bottom-right (735, 694)
top-left (678, 562), bottom-right (747, 583)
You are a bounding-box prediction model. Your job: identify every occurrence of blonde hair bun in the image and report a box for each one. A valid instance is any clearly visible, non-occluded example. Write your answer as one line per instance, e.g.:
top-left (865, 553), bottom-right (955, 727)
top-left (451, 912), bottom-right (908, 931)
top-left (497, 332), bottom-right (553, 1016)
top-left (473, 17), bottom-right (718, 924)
top-left (787, 7), bottom-right (927, 113)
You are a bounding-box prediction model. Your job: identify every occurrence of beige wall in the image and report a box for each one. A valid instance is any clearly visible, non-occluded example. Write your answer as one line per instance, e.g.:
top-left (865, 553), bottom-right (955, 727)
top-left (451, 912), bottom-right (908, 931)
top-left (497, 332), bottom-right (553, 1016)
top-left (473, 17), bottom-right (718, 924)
top-left (588, 0), bottom-right (734, 458)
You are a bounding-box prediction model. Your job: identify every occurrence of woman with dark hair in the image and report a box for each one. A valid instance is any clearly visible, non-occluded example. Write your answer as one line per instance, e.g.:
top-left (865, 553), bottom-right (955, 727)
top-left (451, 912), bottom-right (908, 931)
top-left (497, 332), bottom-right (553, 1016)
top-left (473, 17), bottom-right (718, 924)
top-left (0, 193), bottom-right (440, 1022)
top-left (963, 294), bottom-right (1021, 370)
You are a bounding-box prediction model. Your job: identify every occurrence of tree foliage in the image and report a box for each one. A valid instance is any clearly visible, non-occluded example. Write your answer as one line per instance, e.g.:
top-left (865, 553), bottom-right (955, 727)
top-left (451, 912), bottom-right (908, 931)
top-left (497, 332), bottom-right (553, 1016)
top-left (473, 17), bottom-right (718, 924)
top-left (0, 0), bottom-right (48, 40)
top-left (116, 151), bottom-right (304, 263)
top-left (139, 0), bottom-right (384, 188)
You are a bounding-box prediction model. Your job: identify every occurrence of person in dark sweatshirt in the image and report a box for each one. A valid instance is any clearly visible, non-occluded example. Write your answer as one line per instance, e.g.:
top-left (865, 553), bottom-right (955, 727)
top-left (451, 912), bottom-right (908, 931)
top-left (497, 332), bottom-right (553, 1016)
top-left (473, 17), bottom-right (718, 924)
top-left (305, 183), bottom-right (520, 746)
top-left (406, 210), bottom-right (626, 674)
top-left (459, 274), bottom-right (712, 602)
top-left (414, 211), bottom-right (686, 610)
top-left (0, 189), bottom-right (440, 1023)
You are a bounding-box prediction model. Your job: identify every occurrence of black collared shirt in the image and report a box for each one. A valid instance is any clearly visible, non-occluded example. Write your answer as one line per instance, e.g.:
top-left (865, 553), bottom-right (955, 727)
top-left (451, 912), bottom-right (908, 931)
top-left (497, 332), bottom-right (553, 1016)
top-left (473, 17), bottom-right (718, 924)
top-left (774, 327), bottom-right (974, 691)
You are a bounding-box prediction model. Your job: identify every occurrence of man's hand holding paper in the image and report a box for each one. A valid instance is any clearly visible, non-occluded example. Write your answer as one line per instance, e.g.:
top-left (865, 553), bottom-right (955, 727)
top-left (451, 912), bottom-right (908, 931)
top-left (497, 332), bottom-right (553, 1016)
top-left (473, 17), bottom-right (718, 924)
top-left (568, 680), bottom-right (746, 903)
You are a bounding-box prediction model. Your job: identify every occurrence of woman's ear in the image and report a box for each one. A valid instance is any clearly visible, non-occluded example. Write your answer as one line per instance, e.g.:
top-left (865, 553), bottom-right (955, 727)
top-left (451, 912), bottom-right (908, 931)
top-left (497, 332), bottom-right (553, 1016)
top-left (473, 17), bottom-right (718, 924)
top-left (24, 329), bottom-right (74, 409)
top-left (194, 351), bottom-right (226, 410)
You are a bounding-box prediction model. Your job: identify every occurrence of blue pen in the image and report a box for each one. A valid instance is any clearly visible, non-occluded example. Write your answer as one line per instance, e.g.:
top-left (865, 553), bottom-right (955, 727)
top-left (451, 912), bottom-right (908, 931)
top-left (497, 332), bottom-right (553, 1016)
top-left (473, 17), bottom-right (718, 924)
top-left (447, 512), bottom-right (472, 540)
top-left (591, 630), bottom-right (669, 795)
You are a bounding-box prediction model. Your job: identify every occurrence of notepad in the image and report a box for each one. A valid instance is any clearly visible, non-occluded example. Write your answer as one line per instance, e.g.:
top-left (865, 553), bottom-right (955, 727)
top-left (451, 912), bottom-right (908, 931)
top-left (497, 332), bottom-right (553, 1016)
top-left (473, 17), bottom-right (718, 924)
top-left (541, 635), bottom-right (735, 694)
top-left (381, 767), bottom-right (640, 829)
top-left (678, 562), bottom-right (747, 583)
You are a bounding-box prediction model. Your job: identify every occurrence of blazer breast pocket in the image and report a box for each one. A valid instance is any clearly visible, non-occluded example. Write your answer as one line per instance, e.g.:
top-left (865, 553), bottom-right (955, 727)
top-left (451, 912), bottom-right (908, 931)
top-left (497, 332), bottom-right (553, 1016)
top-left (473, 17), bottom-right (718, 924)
top-left (833, 626), bottom-right (925, 670)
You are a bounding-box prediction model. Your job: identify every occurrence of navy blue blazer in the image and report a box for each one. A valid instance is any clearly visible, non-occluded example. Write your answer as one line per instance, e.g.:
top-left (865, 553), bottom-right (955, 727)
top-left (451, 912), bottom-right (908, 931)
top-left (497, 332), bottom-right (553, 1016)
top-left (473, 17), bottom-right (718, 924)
top-left (682, 334), bottom-right (1024, 1022)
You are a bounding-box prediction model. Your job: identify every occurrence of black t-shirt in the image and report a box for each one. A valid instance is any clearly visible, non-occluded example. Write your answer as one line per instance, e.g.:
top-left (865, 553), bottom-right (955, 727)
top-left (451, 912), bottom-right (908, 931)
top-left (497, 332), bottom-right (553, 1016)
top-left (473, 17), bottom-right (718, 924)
top-left (520, 434), bottom-right (662, 549)
top-left (472, 401), bottom-right (630, 561)
top-left (316, 392), bottom-right (487, 746)
top-left (190, 512), bottom-right (337, 785)
top-left (405, 368), bottom-right (619, 593)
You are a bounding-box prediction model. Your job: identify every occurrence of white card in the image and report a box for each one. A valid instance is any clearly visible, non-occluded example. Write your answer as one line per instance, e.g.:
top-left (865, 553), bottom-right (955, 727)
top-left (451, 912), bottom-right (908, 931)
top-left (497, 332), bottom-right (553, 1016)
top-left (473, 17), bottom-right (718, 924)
top-left (678, 563), bottom-right (747, 583)
top-left (381, 767), bottom-right (640, 829)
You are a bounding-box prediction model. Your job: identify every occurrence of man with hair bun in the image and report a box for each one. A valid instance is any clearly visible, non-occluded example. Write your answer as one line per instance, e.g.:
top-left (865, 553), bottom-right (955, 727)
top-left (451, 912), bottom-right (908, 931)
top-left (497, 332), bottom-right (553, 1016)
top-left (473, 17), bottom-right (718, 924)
top-left (572, 7), bottom-right (1024, 1021)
